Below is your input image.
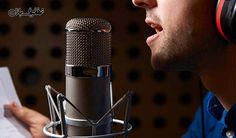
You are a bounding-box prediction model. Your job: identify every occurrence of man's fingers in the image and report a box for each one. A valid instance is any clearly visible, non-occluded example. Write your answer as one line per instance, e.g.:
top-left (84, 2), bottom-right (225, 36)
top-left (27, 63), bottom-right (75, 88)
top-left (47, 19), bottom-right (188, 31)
top-left (5, 102), bottom-right (49, 126)
top-left (5, 102), bottom-right (30, 125)
top-left (5, 102), bottom-right (50, 138)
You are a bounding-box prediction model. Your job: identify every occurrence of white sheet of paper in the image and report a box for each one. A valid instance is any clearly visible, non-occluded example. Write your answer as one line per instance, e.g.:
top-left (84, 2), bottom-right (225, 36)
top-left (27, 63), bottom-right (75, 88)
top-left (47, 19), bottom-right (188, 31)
top-left (0, 67), bottom-right (32, 138)
top-left (0, 117), bottom-right (30, 138)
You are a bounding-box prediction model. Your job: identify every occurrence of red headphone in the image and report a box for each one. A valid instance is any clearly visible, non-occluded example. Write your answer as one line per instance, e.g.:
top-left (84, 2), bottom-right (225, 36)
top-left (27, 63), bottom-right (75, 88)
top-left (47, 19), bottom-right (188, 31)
top-left (216, 0), bottom-right (236, 42)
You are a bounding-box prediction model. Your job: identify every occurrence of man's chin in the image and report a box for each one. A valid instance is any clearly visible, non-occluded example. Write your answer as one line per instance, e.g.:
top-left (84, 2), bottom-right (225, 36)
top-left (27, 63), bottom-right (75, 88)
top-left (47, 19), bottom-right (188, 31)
top-left (151, 56), bottom-right (186, 71)
top-left (151, 57), bottom-right (169, 71)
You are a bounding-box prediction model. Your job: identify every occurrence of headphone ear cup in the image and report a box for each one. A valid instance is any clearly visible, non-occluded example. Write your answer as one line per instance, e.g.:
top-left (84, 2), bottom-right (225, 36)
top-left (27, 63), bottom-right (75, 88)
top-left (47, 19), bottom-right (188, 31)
top-left (232, 2), bottom-right (236, 41)
top-left (216, 0), bottom-right (236, 42)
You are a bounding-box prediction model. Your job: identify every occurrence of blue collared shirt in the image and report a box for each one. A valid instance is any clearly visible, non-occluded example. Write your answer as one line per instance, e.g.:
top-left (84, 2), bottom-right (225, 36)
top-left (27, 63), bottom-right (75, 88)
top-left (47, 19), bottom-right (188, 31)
top-left (183, 92), bottom-right (236, 138)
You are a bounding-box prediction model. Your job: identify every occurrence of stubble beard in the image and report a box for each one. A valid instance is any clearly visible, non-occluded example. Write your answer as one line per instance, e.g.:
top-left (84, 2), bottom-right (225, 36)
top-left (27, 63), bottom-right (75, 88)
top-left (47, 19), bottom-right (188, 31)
top-left (150, 25), bottom-right (207, 72)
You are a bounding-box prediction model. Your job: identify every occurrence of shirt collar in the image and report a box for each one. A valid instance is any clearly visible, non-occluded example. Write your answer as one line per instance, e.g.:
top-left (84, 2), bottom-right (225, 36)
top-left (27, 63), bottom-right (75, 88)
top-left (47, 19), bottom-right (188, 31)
top-left (208, 95), bottom-right (225, 120)
top-left (207, 92), bottom-right (236, 133)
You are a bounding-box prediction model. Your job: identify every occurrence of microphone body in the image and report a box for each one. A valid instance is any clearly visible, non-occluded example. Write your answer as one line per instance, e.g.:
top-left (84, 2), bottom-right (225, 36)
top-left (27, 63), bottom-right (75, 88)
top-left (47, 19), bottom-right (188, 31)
top-left (65, 18), bottom-right (112, 136)
top-left (43, 18), bottom-right (132, 138)
top-left (66, 77), bottom-right (112, 136)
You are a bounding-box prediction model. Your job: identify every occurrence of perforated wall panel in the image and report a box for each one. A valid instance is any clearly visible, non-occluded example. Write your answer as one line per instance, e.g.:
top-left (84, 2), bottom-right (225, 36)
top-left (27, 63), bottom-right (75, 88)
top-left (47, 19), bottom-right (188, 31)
top-left (0, 0), bottom-right (201, 137)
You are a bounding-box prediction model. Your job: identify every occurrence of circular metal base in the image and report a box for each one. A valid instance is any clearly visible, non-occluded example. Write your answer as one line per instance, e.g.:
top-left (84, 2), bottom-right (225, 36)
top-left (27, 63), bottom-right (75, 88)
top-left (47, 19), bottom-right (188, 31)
top-left (43, 119), bottom-right (132, 138)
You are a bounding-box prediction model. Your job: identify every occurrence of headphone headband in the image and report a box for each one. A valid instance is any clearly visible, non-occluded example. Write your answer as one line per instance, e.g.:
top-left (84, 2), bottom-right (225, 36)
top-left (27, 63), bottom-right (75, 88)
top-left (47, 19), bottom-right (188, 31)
top-left (216, 0), bottom-right (236, 42)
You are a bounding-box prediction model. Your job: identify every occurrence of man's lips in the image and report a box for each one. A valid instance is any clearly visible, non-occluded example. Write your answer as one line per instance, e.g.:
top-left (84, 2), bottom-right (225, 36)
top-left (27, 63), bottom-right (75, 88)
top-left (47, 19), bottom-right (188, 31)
top-left (145, 18), bottom-right (163, 46)
top-left (146, 33), bottom-right (160, 46)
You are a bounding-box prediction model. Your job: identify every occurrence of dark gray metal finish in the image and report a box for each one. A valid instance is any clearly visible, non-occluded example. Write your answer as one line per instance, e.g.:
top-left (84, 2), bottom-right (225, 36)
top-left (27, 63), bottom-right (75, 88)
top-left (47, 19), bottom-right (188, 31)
top-left (65, 18), bottom-right (111, 68)
top-left (66, 76), bottom-right (112, 136)
top-left (65, 18), bottom-right (113, 136)
top-left (43, 85), bottom-right (133, 138)
top-left (66, 18), bottom-right (111, 32)
top-left (65, 65), bottom-right (111, 78)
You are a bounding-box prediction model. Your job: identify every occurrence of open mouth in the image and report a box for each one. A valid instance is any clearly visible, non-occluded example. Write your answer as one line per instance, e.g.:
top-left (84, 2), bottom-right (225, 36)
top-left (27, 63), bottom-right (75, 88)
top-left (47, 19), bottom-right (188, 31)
top-left (145, 18), bottom-right (163, 46)
top-left (151, 23), bottom-right (163, 34)
top-left (146, 23), bottom-right (163, 46)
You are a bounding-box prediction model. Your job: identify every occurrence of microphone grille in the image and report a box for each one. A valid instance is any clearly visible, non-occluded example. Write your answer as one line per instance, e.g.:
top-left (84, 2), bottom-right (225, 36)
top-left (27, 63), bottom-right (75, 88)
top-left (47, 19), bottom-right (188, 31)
top-left (66, 18), bottom-right (111, 32)
top-left (65, 18), bottom-right (111, 68)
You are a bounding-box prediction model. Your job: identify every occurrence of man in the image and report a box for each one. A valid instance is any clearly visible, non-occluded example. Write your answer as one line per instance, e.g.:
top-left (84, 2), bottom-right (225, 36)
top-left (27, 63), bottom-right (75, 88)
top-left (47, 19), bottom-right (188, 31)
top-left (132, 0), bottom-right (236, 137)
top-left (6, 0), bottom-right (236, 137)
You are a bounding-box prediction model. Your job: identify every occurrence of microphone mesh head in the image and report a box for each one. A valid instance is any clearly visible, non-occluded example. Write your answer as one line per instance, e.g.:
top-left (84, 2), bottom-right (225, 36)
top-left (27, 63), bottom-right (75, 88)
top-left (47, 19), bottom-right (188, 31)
top-left (65, 18), bottom-right (111, 68)
top-left (66, 18), bottom-right (111, 32)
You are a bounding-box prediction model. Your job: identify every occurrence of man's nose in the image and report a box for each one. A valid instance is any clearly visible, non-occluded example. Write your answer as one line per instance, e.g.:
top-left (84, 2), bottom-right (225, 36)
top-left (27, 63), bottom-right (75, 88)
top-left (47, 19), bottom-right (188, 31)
top-left (132, 0), bottom-right (157, 9)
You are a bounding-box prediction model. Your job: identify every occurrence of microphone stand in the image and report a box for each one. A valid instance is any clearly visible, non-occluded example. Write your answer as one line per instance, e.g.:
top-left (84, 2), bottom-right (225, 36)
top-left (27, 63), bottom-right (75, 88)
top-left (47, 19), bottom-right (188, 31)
top-left (43, 85), bottom-right (133, 138)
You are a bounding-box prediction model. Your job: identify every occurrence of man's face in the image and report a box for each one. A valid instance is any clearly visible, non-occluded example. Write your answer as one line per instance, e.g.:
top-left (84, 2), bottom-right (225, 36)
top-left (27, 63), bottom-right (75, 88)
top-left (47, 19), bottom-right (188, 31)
top-left (132, 0), bottom-right (224, 71)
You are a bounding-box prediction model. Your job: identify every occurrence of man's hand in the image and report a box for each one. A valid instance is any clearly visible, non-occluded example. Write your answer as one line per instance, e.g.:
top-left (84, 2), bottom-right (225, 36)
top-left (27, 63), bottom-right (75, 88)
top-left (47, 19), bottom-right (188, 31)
top-left (5, 102), bottom-right (49, 138)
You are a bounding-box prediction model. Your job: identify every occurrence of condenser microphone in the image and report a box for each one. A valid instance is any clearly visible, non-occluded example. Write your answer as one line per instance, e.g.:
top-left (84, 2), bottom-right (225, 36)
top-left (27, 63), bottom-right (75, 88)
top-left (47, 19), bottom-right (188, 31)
top-left (43, 18), bottom-right (132, 138)
top-left (65, 18), bottom-right (112, 136)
